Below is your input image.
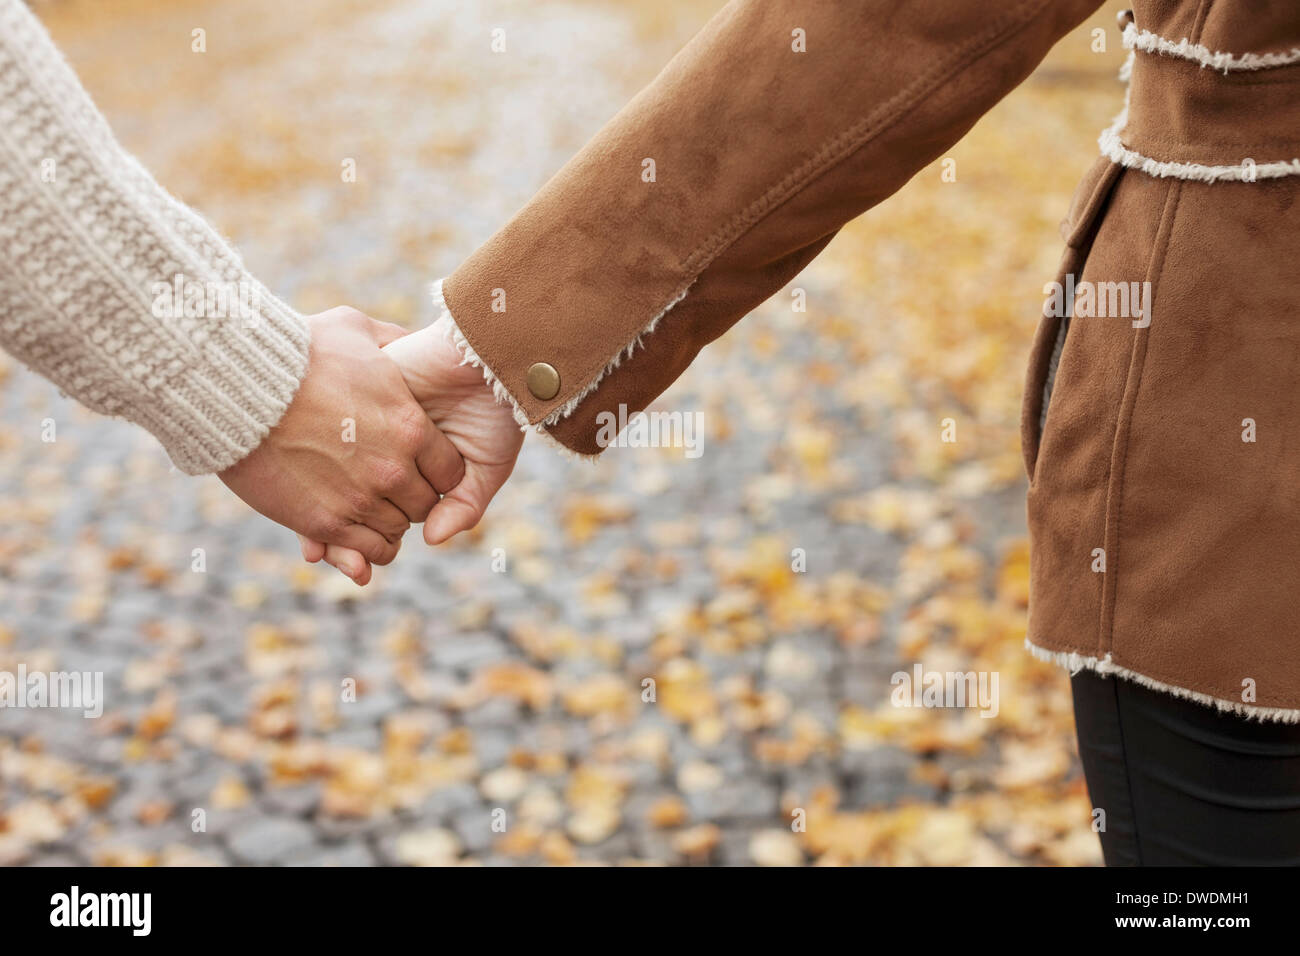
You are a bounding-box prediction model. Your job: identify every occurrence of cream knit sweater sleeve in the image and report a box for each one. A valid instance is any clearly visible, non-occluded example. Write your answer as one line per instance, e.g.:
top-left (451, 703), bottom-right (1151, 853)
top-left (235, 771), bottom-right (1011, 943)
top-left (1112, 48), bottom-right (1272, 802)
top-left (0, 0), bottom-right (310, 475)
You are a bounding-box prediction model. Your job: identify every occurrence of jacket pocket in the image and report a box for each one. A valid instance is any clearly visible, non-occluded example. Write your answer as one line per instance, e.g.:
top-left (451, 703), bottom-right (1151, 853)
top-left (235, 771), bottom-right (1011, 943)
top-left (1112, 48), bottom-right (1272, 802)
top-left (1020, 156), bottom-right (1124, 482)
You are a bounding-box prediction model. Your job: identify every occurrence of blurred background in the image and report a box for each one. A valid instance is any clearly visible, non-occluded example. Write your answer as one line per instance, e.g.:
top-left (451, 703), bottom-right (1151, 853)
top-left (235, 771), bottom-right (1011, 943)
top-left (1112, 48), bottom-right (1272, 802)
top-left (0, 0), bottom-right (1129, 865)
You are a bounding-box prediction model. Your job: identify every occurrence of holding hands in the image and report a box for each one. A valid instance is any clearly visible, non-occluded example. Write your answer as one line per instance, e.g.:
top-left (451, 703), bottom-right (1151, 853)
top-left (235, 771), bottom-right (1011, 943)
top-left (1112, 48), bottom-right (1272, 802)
top-left (219, 307), bottom-right (522, 585)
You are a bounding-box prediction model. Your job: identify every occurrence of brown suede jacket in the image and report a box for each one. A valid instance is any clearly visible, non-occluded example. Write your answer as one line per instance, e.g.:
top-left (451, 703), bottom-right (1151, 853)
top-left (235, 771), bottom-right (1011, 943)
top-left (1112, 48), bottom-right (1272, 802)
top-left (440, 1), bottom-right (1300, 719)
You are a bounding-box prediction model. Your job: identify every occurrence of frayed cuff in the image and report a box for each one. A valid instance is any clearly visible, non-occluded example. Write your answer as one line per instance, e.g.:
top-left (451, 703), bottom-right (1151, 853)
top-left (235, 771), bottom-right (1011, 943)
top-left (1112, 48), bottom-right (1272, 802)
top-left (431, 276), bottom-right (689, 460)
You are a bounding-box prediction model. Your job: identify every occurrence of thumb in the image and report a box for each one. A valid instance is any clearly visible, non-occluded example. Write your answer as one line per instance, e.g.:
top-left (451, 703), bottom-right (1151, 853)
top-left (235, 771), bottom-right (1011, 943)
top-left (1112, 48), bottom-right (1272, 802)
top-left (423, 460), bottom-right (511, 545)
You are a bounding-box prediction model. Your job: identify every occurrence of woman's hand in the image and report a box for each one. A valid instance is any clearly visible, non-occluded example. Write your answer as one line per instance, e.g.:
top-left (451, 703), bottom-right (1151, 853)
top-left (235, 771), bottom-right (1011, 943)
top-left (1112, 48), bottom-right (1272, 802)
top-left (301, 313), bottom-right (524, 581)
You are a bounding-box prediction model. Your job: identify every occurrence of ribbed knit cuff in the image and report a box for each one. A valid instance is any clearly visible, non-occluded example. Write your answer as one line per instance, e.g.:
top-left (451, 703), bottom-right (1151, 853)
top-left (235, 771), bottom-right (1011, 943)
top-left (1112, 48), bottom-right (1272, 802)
top-left (139, 286), bottom-right (310, 475)
top-left (0, 0), bottom-right (313, 476)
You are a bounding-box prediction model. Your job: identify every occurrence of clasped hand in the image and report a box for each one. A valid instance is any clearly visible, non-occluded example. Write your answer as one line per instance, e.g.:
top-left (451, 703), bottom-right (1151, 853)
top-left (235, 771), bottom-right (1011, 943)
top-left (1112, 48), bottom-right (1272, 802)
top-left (218, 306), bottom-right (523, 584)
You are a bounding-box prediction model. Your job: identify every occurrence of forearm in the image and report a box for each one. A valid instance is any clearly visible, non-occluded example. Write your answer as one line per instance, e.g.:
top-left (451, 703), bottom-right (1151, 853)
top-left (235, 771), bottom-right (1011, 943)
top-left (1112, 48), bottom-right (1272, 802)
top-left (440, 0), bottom-right (1103, 455)
top-left (0, 0), bottom-right (309, 474)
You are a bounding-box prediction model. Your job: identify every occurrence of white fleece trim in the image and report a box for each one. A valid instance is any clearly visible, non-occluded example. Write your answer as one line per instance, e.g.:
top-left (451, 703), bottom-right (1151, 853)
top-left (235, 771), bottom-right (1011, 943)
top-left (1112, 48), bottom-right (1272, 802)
top-left (528, 423), bottom-right (602, 462)
top-left (1118, 48), bottom-right (1135, 84)
top-left (432, 276), bottom-right (694, 438)
top-left (1099, 106), bottom-right (1300, 182)
top-left (1025, 638), bottom-right (1300, 724)
top-left (1123, 22), bottom-right (1300, 73)
top-left (1098, 60), bottom-right (1300, 182)
top-left (432, 278), bottom-right (532, 430)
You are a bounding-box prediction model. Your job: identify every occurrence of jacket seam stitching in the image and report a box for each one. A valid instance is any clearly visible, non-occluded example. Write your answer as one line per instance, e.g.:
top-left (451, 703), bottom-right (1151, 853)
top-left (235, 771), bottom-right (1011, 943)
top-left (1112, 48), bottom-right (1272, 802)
top-left (1100, 178), bottom-right (1183, 656)
top-left (541, 0), bottom-right (1056, 416)
top-left (1030, 160), bottom-right (1122, 483)
top-left (1126, 131), bottom-right (1300, 151)
top-left (1097, 0), bottom-right (1206, 650)
top-left (676, 0), bottom-right (1052, 281)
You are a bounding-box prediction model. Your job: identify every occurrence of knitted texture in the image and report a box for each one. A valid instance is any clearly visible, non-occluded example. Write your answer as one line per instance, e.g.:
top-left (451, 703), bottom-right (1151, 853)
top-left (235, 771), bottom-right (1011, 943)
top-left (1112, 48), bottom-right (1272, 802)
top-left (0, 0), bottom-right (310, 474)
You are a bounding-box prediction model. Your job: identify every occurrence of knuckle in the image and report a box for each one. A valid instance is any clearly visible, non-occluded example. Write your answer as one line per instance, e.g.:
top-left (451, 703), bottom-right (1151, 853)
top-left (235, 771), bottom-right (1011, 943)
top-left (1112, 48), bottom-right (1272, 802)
top-left (344, 488), bottom-right (373, 518)
top-left (369, 459), bottom-right (408, 495)
top-left (310, 511), bottom-right (347, 540)
top-left (393, 405), bottom-right (430, 454)
top-left (367, 540), bottom-right (399, 566)
top-left (381, 514), bottom-right (411, 539)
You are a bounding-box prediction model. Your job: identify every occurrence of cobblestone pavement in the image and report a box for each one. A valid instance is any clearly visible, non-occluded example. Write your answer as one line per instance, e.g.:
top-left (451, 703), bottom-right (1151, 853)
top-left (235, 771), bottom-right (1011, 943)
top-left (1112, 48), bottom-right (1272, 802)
top-left (0, 0), bottom-right (1130, 865)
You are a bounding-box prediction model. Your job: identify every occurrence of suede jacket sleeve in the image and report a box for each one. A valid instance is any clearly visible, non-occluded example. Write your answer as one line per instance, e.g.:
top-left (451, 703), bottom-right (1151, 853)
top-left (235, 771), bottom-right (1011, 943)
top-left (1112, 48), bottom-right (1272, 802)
top-left (439, 0), bottom-right (1105, 456)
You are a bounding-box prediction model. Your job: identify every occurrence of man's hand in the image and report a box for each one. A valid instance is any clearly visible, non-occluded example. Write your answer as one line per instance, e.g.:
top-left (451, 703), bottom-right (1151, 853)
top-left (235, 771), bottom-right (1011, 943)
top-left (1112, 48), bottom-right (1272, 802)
top-left (220, 307), bottom-right (466, 581)
top-left (301, 313), bottom-right (524, 579)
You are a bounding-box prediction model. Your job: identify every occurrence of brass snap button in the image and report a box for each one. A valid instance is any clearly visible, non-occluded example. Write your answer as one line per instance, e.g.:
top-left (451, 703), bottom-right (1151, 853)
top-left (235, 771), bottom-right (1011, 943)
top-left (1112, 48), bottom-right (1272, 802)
top-left (526, 362), bottom-right (560, 400)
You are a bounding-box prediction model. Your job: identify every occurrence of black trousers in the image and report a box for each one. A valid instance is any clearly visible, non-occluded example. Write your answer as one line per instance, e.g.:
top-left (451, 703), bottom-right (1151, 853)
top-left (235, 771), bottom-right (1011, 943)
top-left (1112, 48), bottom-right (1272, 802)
top-left (1071, 670), bottom-right (1300, 865)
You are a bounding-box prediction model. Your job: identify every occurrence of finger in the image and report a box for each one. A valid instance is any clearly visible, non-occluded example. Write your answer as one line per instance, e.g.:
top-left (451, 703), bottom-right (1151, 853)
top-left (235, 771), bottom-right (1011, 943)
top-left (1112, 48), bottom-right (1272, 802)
top-left (413, 418), bottom-right (466, 496)
top-left (322, 544), bottom-right (371, 585)
top-left (386, 420), bottom-right (461, 522)
top-left (364, 316), bottom-right (411, 348)
top-left (335, 523), bottom-right (402, 566)
top-left (387, 480), bottom-right (439, 526)
top-left (360, 498), bottom-right (412, 542)
top-left (303, 534), bottom-right (372, 584)
top-left (423, 459), bottom-right (514, 546)
top-left (298, 534), bottom-right (326, 563)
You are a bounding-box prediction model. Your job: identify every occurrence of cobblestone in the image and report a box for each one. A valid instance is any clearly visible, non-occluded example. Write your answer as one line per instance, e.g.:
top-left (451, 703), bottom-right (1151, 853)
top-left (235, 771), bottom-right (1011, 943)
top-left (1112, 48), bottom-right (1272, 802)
top-left (0, 0), bottom-right (1103, 868)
